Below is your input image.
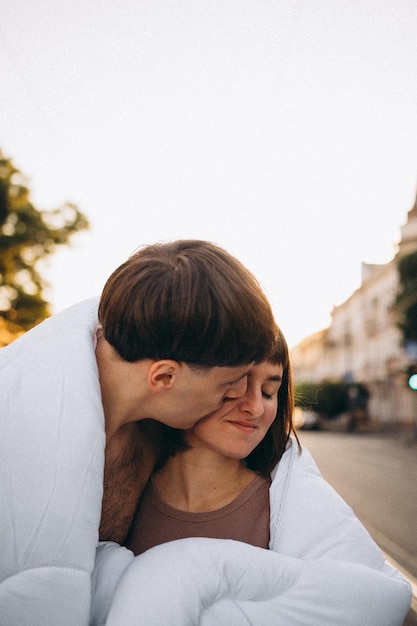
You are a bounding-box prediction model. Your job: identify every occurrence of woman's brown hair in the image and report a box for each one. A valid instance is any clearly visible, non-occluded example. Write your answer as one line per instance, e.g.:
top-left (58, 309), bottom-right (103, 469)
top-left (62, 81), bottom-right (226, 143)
top-left (245, 327), bottom-right (300, 476)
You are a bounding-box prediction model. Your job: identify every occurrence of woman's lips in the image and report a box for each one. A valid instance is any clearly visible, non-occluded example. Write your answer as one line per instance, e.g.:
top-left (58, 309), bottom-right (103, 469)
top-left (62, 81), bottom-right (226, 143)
top-left (228, 420), bottom-right (257, 433)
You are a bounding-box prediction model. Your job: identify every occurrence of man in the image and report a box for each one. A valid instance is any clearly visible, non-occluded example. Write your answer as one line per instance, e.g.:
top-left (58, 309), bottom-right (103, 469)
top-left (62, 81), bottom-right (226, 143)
top-left (0, 239), bottom-right (276, 625)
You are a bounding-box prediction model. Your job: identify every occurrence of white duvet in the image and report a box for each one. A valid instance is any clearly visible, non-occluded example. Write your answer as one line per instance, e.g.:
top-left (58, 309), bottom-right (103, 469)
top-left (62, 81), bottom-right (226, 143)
top-left (94, 538), bottom-right (410, 626)
top-left (92, 443), bottom-right (412, 626)
top-left (0, 299), bottom-right (412, 625)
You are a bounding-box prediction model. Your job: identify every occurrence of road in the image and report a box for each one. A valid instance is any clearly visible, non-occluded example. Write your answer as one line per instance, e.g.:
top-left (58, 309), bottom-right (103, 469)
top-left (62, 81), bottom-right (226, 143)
top-left (299, 430), bottom-right (417, 624)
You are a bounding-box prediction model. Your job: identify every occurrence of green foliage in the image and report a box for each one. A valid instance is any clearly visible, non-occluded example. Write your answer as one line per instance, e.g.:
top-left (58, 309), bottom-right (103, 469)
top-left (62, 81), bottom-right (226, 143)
top-left (396, 250), bottom-right (417, 343)
top-left (317, 381), bottom-right (348, 418)
top-left (0, 149), bottom-right (89, 331)
top-left (295, 380), bottom-right (350, 419)
top-left (294, 382), bottom-right (321, 410)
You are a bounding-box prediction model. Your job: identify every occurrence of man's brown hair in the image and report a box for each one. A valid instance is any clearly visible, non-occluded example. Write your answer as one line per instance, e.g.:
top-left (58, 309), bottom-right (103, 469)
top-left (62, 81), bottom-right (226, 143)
top-left (99, 239), bottom-right (276, 365)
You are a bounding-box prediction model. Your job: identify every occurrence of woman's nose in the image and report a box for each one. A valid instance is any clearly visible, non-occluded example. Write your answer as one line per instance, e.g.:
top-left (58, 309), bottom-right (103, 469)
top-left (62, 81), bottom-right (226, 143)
top-left (240, 391), bottom-right (264, 418)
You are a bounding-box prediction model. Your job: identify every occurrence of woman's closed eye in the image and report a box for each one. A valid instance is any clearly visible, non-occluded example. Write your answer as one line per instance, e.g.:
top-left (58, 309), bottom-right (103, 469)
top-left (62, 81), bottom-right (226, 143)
top-left (261, 381), bottom-right (281, 400)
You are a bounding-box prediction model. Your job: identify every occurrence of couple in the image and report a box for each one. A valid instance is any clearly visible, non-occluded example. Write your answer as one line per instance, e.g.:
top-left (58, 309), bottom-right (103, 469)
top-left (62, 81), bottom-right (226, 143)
top-left (0, 240), bottom-right (411, 625)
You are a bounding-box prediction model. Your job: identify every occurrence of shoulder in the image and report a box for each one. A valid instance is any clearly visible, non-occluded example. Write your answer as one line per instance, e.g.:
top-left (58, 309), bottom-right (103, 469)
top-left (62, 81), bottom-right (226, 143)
top-left (0, 297), bottom-right (100, 366)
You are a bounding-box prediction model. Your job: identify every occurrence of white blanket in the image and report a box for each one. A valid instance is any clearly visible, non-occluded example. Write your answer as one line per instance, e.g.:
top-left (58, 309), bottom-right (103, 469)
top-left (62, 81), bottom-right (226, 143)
top-left (91, 443), bottom-right (412, 626)
top-left (95, 539), bottom-right (411, 626)
top-left (0, 300), bottom-right (412, 625)
top-left (0, 299), bottom-right (105, 625)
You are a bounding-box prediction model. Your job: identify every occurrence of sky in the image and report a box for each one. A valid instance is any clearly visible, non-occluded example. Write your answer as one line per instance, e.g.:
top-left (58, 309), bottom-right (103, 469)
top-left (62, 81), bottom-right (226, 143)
top-left (1, 0), bottom-right (417, 347)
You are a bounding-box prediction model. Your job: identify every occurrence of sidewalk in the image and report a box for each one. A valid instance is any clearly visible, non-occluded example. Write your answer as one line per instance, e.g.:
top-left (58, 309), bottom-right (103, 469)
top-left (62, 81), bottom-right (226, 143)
top-left (317, 413), bottom-right (417, 442)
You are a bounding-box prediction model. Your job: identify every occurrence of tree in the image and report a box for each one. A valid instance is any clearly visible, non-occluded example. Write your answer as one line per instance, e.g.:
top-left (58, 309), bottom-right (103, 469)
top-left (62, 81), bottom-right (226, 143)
top-left (0, 149), bottom-right (89, 336)
top-left (396, 250), bottom-right (417, 344)
top-left (295, 380), bottom-right (348, 419)
top-left (294, 382), bottom-right (321, 410)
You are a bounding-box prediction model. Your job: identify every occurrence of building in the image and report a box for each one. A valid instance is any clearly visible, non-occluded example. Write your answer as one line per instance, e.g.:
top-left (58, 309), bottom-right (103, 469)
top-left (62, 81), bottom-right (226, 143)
top-left (291, 194), bottom-right (417, 427)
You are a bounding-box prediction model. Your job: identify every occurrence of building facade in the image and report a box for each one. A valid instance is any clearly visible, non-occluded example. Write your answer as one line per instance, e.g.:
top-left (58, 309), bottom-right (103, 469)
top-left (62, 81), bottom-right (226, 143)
top-left (291, 196), bottom-right (417, 427)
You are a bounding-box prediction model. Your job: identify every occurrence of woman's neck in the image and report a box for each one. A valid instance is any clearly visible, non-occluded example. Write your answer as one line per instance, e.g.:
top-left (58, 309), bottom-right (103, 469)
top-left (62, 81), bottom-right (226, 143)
top-left (153, 447), bottom-right (258, 513)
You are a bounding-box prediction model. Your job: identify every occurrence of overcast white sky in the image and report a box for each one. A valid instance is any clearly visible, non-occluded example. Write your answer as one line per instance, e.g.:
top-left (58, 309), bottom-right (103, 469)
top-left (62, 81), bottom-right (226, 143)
top-left (1, 0), bottom-right (417, 346)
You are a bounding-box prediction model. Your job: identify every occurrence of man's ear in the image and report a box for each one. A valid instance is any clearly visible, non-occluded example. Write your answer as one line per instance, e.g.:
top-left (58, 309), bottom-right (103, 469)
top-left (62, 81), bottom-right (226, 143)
top-left (148, 360), bottom-right (181, 392)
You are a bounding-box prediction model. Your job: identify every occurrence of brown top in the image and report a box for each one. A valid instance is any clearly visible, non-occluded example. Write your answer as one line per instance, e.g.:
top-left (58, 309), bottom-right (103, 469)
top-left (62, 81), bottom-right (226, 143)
top-left (125, 474), bottom-right (271, 555)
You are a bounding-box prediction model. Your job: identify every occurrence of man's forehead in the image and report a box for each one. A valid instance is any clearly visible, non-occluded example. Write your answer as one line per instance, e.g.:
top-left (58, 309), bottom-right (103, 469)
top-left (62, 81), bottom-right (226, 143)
top-left (218, 364), bottom-right (253, 385)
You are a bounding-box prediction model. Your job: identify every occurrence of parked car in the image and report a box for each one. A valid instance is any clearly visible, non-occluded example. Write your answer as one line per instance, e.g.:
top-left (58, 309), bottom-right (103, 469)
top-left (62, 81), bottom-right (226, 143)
top-left (293, 408), bottom-right (320, 431)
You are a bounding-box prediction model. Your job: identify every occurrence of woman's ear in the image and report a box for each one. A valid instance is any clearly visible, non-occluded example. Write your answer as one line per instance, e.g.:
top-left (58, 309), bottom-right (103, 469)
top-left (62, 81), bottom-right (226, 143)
top-left (148, 360), bottom-right (180, 392)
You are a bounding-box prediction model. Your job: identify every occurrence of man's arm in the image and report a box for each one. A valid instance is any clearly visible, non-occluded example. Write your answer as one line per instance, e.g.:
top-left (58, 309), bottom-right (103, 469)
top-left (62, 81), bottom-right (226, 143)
top-left (99, 421), bottom-right (160, 543)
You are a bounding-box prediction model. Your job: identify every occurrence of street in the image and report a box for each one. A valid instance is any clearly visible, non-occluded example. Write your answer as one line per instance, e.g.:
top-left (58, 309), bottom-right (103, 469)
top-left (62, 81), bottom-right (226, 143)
top-left (299, 430), bottom-right (417, 624)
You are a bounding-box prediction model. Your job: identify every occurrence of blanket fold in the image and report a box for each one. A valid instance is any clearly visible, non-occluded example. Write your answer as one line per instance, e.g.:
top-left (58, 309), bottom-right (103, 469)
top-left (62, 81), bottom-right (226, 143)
top-left (97, 538), bottom-right (411, 626)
